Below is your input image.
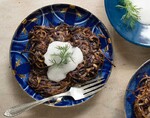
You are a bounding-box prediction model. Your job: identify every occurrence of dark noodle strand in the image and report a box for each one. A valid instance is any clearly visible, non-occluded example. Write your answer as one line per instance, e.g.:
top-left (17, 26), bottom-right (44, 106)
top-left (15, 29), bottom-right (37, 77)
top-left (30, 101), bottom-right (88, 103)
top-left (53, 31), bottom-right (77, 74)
top-left (134, 74), bottom-right (150, 118)
top-left (27, 24), bottom-right (104, 97)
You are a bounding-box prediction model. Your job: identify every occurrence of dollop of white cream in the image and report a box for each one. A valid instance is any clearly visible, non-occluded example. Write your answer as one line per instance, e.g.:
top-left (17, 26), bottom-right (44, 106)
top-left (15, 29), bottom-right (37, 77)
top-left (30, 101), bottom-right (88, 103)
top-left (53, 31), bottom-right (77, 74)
top-left (44, 41), bottom-right (83, 82)
top-left (132, 0), bottom-right (150, 25)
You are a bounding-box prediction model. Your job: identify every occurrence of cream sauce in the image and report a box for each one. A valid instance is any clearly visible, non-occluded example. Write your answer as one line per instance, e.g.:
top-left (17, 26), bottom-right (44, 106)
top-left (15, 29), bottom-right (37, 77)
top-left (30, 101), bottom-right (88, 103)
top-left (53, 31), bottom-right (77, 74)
top-left (44, 41), bottom-right (83, 82)
top-left (132, 0), bottom-right (150, 25)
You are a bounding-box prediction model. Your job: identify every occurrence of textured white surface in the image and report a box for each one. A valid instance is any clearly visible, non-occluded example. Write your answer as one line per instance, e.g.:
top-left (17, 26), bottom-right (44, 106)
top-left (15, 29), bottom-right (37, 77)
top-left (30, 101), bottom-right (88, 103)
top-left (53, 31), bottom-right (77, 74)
top-left (0, 0), bottom-right (150, 118)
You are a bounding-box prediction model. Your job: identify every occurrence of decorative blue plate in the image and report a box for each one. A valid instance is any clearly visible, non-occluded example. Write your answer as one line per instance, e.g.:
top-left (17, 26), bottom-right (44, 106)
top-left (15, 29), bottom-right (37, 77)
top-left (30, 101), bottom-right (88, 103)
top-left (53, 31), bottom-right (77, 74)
top-left (125, 59), bottom-right (150, 118)
top-left (10, 4), bottom-right (113, 107)
top-left (105, 0), bottom-right (150, 47)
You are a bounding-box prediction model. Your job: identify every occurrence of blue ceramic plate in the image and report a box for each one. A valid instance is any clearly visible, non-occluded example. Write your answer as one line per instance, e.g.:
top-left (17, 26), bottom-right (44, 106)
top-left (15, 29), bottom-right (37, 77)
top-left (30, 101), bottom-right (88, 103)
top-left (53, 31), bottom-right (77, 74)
top-left (10, 4), bottom-right (113, 107)
top-left (105, 0), bottom-right (150, 47)
top-left (125, 59), bottom-right (150, 118)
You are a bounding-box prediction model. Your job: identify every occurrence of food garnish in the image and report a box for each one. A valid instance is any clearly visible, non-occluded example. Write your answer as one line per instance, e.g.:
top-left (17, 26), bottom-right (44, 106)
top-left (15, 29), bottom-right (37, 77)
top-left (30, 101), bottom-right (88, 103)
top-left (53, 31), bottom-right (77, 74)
top-left (116, 0), bottom-right (141, 28)
top-left (44, 41), bottom-right (83, 82)
top-left (50, 45), bottom-right (74, 66)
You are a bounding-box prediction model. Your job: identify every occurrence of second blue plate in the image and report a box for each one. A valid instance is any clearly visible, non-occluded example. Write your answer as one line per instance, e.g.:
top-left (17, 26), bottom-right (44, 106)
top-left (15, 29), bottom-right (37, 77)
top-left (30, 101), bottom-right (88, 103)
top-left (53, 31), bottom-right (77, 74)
top-left (105, 0), bottom-right (150, 47)
top-left (125, 59), bottom-right (150, 118)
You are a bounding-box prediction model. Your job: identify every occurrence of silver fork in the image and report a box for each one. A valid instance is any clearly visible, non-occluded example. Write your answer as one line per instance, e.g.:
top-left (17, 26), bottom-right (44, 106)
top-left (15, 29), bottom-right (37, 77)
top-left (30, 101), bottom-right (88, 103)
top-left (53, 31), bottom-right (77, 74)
top-left (4, 78), bottom-right (105, 117)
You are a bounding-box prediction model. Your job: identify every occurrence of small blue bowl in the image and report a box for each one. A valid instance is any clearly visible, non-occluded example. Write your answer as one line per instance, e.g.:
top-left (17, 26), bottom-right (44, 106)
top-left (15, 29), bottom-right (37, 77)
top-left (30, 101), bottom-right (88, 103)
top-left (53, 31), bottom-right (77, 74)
top-left (125, 59), bottom-right (150, 118)
top-left (105, 0), bottom-right (150, 47)
top-left (10, 4), bottom-right (113, 107)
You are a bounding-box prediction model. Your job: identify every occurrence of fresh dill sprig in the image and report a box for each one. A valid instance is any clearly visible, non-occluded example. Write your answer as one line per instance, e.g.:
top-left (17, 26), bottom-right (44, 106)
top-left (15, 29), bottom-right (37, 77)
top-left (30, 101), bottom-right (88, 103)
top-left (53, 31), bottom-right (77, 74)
top-left (116, 0), bottom-right (141, 28)
top-left (49, 45), bottom-right (74, 66)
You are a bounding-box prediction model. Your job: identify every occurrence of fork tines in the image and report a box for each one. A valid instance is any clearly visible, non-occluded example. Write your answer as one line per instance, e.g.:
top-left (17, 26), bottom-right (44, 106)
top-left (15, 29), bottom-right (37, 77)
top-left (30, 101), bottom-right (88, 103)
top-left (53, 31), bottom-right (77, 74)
top-left (82, 78), bottom-right (105, 97)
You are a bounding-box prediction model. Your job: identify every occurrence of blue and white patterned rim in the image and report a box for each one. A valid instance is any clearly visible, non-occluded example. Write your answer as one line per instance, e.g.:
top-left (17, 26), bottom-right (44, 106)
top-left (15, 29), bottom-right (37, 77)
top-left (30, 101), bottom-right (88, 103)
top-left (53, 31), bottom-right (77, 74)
top-left (10, 4), bottom-right (113, 107)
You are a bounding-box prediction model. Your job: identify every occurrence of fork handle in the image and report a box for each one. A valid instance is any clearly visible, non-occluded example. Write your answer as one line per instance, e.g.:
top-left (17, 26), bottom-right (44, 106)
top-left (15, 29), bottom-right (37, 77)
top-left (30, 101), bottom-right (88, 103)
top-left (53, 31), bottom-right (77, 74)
top-left (4, 91), bottom-right (70, 117)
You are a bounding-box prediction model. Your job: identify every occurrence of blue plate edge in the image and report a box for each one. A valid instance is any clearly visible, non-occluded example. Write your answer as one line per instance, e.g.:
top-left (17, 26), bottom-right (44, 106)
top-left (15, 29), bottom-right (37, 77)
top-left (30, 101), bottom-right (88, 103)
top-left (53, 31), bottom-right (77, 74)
top-left (104, 0), bottom-right (150, 48)
top-left (124, 59), bottom-right (150, 118)
top-left (9, 3), bottom-right (114, 107)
